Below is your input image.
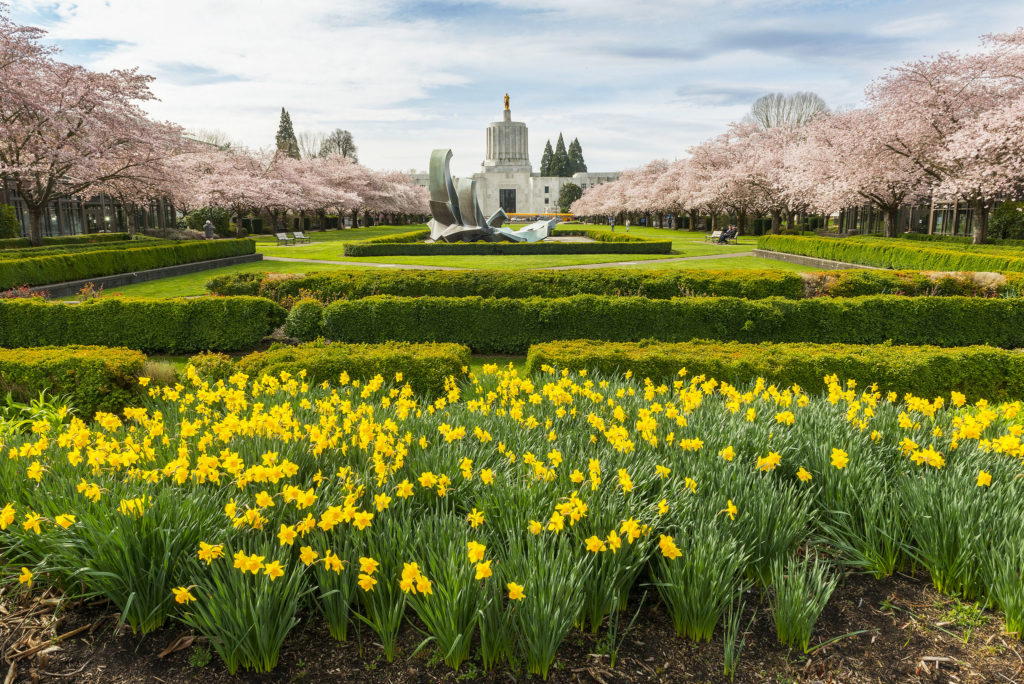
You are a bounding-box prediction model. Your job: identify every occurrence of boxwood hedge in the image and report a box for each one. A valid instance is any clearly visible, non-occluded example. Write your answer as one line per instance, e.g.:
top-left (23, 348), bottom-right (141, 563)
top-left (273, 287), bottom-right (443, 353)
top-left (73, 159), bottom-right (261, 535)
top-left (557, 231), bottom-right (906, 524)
top-left (341, 228), bottom-right (671, 256)
top-left (316, 294), bottom-right (1024, 354)
top-left (229, 340), bottom-right (470, 396)
top-left (758, 235), bottom-right (1024, 272)
top-left (524, 339), bottom-right (1024, 401)
top-left (0, 296), bottom-right (286, 353)
top-left (0, 238), bottom-right (256, 289)
top-left (0, 232), bottom-right (132, 250)
top-left (0, 345), bottom-right (146, 416)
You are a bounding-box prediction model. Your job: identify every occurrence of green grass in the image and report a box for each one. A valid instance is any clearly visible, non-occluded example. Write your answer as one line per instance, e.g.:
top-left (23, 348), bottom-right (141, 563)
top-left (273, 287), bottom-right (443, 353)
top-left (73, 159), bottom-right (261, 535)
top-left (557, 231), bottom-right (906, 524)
top-left (618, 257), bottom-right (814, 271)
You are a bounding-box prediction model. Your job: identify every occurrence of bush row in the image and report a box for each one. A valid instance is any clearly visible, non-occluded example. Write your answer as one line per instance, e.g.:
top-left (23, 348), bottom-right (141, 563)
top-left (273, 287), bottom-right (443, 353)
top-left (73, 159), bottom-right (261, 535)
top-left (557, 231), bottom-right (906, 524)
top-left (525, 339), bottom-right (1024, 401)
top-left (341, 230), bottom-right (672, 256)
top-left (899, 233), bottom-right (1024, 248)
top-left (0, 239), bottom-right (255, 289)
top-left (0, 297), bottom-right (286, 353)
top-left (0, 345), bottom-right (145, 416)
top-left (187, 341), bottom-right (470, 396)
top-left (758, 235), bottom-right (1024, 272)
top-left (0, 238), bottom-right (173, 262)
top-left (0, 232), bottom-right (132, 250)
top-left (209, 267), bottom-right (1024, 304)
top-left (289, 294), bottom-right (1024, 354)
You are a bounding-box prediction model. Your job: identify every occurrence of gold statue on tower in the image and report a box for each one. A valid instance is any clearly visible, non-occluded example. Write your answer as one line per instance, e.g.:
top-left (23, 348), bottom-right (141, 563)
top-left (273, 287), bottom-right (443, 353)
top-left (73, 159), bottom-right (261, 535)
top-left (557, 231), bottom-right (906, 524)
top-left (504, 93), bottom-right (510, 110)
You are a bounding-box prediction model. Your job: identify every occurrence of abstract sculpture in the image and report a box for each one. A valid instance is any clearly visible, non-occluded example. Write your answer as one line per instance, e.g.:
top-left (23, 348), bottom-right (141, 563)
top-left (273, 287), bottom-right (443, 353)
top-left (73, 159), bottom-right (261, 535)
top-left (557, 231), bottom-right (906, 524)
top-left (426, 148), bottom-right (557, 243)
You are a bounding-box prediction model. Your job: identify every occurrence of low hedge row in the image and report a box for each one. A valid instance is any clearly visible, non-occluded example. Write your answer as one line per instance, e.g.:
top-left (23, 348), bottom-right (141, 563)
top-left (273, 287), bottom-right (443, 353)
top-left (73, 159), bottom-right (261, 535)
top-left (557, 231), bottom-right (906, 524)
top-left (0, 239), bottom-right (255, 289)
top-left (209, 267), bottom-right (1024, 304)
top-left (309, 294), bottom-right (1024, 354)
top-left (0, 238), bottom-right (173, 262)
top-left (0, 232), bottom-right (132, 250)
top-left (524, 339), bottom-right (1024, 401)
top-left (341, 229), bottom-right (672, 256)
top-left (0, 297), bottom-right (286, 353)
top-left (758, 235), bottom-right (1024, 272)
top-left (187, 341), bottom-right (470, 396)
top-left (0, 345), bottom-right (145, 416)
top-left (210, 268), bottom-right (806, 302)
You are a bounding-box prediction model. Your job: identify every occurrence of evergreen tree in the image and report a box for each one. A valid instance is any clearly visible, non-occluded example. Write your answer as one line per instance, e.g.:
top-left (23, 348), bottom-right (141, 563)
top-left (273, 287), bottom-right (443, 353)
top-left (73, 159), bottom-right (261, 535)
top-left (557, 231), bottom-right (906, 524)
top-left (319, 128), bottom-right (358, 162)
top-left (567, 137), bottom-right (587, 174)
top-left (539, 140), bottom-right (554, 176)
top-left (550, 133), bottom-right (570, 177)
top-left (557, 182), bottom-right (582, 213)
top-left (275, 107), bottom-right (300, 159)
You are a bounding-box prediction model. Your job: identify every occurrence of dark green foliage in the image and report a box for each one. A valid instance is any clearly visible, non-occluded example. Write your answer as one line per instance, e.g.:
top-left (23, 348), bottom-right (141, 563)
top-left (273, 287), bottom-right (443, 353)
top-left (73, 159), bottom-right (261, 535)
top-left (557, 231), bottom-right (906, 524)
top-left (319, 128), bottom-right (357, 162)
top-left (0, 345), bottom-right (145, 416)
top-left (275, 107), bottom-right (300, 159)
top-left (758, 235), bottom-right (1024, 272)
top-left (0, 239), bottom-right (255, 289)
top-left (0, 296), bottom-right (286, 353)
top-left (184, 207), bottom-right (232, 236)
top-left (558, 182), bottom-right (582, 213)
top-left (539, 140), bottom-right (554, 176)
top-left (567, 137), bottom-right (587, 174)
top-left (341, 228), bottom-right (670, 257)
top-left (0, 231), bottom-right (132, 250)
top-left (319, 294), bottom-right (1024, 354)
top-left (550, 133), bottom-right (570, 177)
top-left (0, 238), bottom-right (169, 261)
top-left (284, 299), bottom-right (325, 341)
top-left (525, 339), bottom-right (1024, 401)
top-left (208, 268), bottom-right (803, 304)
top-left (990, 201), bottom-right (1024, 240)
top-left (235, 340), bottom-right (470, 395)
top-left (0, 204), bottom-right (19, 239)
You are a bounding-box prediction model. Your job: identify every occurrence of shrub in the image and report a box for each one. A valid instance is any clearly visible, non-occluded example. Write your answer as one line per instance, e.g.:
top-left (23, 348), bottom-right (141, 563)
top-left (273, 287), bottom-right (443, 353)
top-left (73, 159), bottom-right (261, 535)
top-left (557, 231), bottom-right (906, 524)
top-left (0, 345), bottom-right (145, 416)
top-left (0, 238), bottom-right (256, 289)
top-left (208, 268), bottom-right (805, 303)
top-left (991, 201), bottom-right (1024, 240)
top-left (0, 296), bottom-right (286, 353)
top-left (184, 207), bottom-right (232, 237)
top-left (283, 299), bottom-right (325, 341)
top-left (342, 228), bottom-right (671, 256)
top-left (319, 294), bottom-right (1024, 354)
top-left (524, 339), bottom-right (1024, 401)
top-left (185, 352), bottom-right (237, 383)
top-left (0, 204), bottom-right (19, 239)
top-left (235, 340), bottom-right (470, 395)
top-left (0, 231), bottom-right (132, 249)
top-left (758, 235), bottom-right (1024, 272)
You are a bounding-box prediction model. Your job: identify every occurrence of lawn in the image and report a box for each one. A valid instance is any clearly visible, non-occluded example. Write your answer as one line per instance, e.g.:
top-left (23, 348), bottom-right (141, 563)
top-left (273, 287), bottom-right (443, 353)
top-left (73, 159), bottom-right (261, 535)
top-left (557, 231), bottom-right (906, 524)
top-left (619, 256), bottom-right (813, 271)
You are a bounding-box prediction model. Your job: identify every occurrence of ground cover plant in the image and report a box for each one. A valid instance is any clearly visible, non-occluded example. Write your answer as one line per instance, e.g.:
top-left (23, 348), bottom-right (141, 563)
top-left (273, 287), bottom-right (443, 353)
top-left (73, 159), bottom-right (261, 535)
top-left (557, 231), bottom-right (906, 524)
top-left (1, 365), bottom-right (1023, 679)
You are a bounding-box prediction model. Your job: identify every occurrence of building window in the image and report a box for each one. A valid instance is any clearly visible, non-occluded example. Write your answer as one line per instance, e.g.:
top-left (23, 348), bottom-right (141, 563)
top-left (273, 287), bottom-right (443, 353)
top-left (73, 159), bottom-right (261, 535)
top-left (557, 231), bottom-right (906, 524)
top-left (582, 184), bottom-right (587, 190)
top-left (544, 186), bottom-right (549, 193)
top-left (544, 198), bottom-right (549, 205)
top-left (499, 189), bottom-right (517, 213)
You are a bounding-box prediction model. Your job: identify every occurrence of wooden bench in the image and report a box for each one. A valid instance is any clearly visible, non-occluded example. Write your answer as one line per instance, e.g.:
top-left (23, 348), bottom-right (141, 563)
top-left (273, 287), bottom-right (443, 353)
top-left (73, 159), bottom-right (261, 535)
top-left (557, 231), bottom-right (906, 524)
top-left (292, 231), bottom-right (311, 244)
top-left (705, 231), bottom-right (722, 243)
top-left (275, 232), bottom-right (294, 246)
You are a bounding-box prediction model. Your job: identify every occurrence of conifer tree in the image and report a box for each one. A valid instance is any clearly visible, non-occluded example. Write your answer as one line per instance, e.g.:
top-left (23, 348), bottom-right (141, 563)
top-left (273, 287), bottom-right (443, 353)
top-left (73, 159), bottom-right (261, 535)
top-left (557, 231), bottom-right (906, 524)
top-left (568, 137), bottom-right (587, 174)
top-left (275, 107), bottom-right (300, 159)
top-left (539, 140), bottom-right (554, 176)
top-left (550, 133), bottom-right (570, 177)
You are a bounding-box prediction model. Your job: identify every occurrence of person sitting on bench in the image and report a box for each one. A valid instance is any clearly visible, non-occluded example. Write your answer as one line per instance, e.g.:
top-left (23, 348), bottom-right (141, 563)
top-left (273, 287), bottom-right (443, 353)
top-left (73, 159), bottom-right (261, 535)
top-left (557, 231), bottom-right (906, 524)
top-left (717, 225), bottom-right (737, 244)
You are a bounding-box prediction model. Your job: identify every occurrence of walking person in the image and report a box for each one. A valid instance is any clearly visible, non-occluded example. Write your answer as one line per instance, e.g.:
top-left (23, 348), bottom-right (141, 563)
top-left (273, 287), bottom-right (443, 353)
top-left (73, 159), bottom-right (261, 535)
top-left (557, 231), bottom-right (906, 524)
top-left (625, 219), bottom-right (631, 233)
top-left (203, 220), bottom-right (215, 240)
top-left (608, 216), bottom-right (615, 232)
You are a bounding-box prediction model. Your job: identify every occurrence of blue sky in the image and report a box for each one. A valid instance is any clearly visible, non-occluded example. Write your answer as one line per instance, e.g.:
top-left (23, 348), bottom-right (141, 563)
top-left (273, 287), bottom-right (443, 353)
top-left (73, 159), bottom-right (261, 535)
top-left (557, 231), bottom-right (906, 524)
top-left (11, 0), bottom-right (1024, 175)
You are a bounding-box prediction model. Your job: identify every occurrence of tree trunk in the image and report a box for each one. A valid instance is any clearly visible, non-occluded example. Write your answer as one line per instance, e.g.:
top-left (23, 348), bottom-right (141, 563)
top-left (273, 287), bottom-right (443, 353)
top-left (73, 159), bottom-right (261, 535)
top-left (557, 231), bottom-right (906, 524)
top-left (770, 211), bottom-right (781, 235)
top-left (786, 211), bottom-right (795, 232)
top-left (971, 200), bottom-right (988, 245)
top-left (882, 207), bottom-right (899, 238)
top-left (28, 205), bottom-right (43, 246)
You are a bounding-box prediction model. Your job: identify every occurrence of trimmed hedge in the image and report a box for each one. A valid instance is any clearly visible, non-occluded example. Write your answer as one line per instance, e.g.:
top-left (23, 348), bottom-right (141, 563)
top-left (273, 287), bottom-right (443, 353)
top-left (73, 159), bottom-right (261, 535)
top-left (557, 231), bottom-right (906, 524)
top-left (0, 238), bottom-right (174, 261)
top-left (230, 340), bottom-right (470, 396)
top-left (0, 238), bottom-right (255, 289)
top-left (524, 339), bottom-right (1024, 401)
top-left (0, 232), bottom-right (132, 250)
top-left (758, 235), bottom-right (1024, 272)
top-left (317, 294), bottom-right (1024, 354)
top-left (0, 345), bottom-right (145, 416)
top-left (341, 228), bottom-right (672, 256)
top-left (0, 297), bottom-right (286, 353)
top-left (209, 268), bottom-right (806, 302)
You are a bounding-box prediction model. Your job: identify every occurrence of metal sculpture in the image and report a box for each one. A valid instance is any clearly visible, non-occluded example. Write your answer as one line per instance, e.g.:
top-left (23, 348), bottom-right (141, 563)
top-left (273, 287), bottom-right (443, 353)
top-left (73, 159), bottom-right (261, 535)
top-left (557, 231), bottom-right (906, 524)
top-left (426, 148), bottom-right (557, 243)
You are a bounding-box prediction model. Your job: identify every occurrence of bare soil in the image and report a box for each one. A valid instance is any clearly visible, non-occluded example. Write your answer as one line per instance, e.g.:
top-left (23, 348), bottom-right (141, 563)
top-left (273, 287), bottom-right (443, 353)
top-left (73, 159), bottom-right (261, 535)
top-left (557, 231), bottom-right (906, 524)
top-left (3, 571), bottom-right (1022, 683)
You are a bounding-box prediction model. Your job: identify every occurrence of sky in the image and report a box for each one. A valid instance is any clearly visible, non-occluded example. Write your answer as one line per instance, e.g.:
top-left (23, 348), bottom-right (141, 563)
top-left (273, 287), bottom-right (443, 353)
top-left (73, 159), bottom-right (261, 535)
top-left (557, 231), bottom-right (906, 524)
top-left (10, 0), bottom-right (1024, 176)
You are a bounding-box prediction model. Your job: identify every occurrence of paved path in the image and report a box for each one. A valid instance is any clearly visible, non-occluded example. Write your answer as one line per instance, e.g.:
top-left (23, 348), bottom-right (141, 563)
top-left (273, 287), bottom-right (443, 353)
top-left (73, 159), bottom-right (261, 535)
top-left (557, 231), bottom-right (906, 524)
top-left (263, 251), bottom-right (754, 271)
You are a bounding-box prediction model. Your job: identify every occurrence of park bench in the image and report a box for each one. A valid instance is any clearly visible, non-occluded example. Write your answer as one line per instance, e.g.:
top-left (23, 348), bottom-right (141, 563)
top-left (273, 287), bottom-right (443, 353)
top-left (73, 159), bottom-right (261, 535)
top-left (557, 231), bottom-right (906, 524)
top-left (705, 230), bottom-right (738, 245)
top-left (275, 232), bottom-right (294, 246)
top-left (292, 231), bottom-right (311, 244)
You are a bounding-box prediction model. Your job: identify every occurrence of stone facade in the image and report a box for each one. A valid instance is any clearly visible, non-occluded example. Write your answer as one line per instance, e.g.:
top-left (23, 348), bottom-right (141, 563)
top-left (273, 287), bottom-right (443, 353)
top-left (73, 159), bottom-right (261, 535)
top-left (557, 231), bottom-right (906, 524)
top-left (411, 101), bottom-right (619, 216)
